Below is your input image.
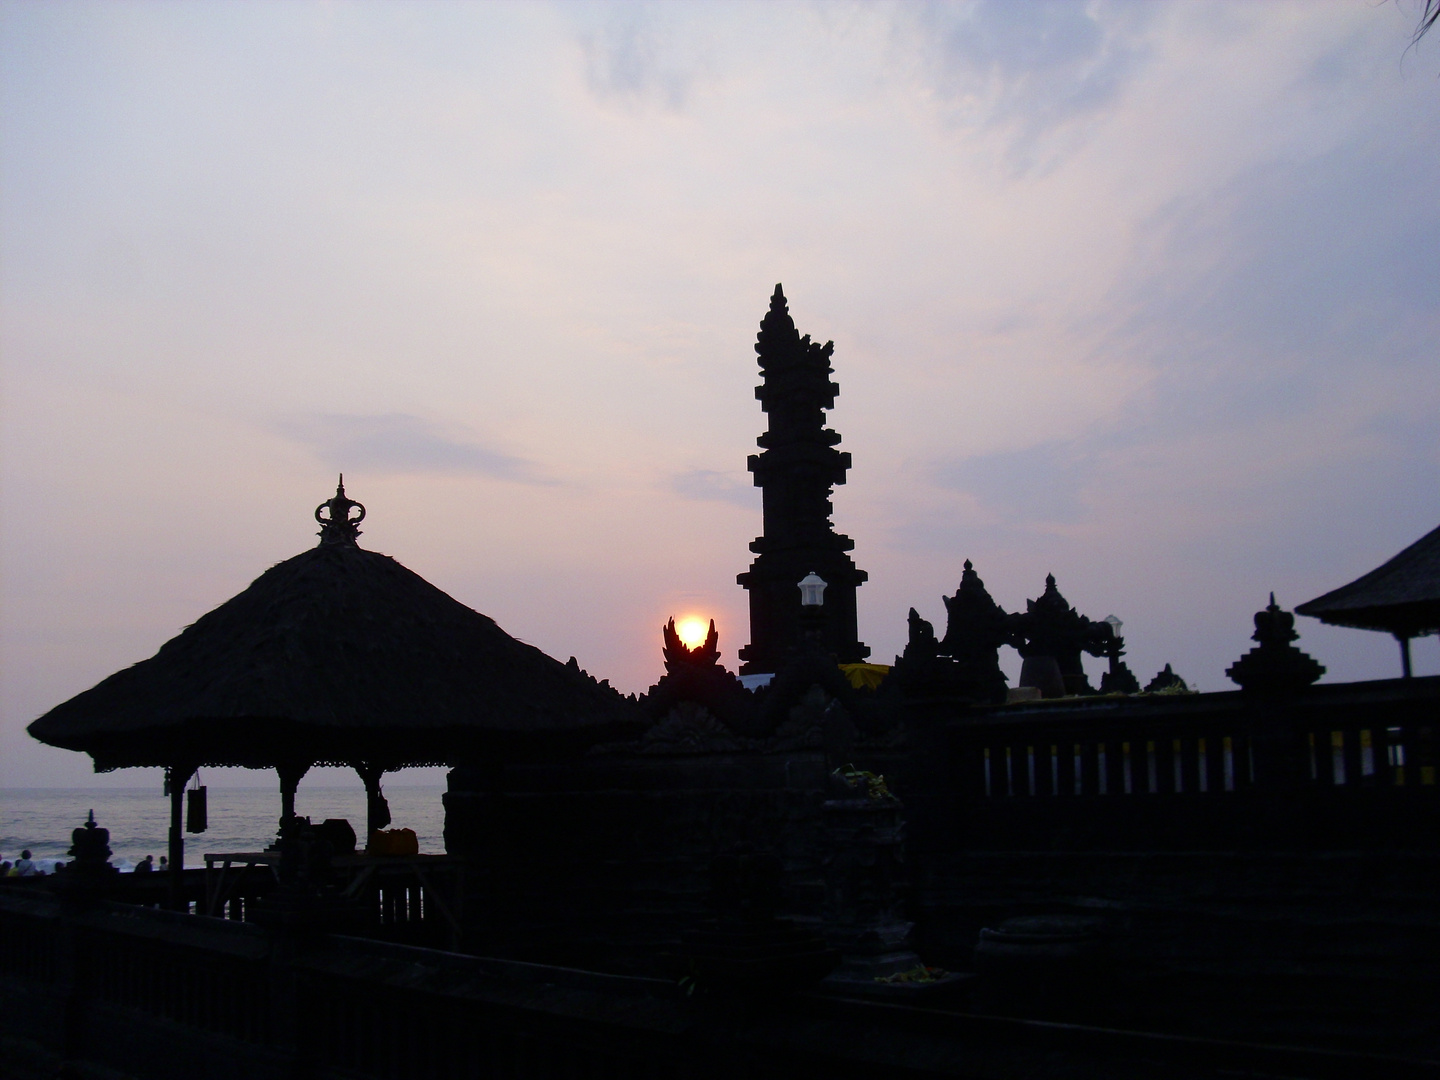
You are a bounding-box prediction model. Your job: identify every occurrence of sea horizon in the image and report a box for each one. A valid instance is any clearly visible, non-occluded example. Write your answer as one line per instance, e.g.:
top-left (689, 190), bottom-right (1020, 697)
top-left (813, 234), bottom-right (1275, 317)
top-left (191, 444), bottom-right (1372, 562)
top-left (0, 785), bottom-right (448, 871)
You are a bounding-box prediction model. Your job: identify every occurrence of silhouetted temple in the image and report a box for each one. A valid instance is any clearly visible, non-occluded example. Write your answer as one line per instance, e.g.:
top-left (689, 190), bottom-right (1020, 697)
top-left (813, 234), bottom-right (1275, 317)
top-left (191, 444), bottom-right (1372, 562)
top-left (738, 285), bottom-right (869, 673)
top-left (9, 293), bottom-right (1440, 1080)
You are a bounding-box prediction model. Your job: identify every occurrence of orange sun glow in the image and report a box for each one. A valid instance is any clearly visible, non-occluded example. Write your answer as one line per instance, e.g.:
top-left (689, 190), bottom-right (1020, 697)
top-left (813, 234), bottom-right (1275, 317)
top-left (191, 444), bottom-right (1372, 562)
top-left (675, 616), bottom-right (709, 650)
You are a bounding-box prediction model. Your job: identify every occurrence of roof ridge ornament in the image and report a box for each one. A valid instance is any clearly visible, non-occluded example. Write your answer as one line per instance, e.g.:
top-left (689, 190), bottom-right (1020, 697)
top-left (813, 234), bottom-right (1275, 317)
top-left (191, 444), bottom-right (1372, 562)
top-left (315, 474), bottom-right (365, 546)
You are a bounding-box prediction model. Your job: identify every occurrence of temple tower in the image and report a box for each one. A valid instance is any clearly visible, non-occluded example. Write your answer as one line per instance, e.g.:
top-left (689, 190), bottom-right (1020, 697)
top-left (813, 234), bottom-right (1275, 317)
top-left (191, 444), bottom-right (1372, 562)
top-left (737, 285), bottom-right (869, 673)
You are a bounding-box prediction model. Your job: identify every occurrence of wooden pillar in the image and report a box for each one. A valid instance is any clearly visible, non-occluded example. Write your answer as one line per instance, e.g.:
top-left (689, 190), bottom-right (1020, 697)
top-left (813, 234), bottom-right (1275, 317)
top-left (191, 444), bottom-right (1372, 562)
top-left (355, 762), bottom-right (391, 840)
top-left (277, 762), bottom-right (311, 828)
top-left (165, 764), bottom-right (196, 911)
top-left (1398, 635), bottom-right (1413, 679)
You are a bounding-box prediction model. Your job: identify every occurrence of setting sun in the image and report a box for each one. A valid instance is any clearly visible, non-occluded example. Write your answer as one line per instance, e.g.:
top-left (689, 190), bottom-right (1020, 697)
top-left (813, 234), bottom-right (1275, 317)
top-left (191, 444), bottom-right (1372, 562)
top-left (675, 617), bottom-right (710, 650)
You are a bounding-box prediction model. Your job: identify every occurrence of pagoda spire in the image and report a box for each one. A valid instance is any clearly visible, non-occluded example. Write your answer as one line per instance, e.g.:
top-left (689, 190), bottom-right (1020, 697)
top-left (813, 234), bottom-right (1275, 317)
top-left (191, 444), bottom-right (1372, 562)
top-left (737, 285), bottom-right (868, 673)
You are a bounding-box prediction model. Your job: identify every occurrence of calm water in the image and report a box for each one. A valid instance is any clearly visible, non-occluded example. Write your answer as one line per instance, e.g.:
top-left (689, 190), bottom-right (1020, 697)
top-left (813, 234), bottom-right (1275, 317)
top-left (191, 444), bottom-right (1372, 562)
top-left (0, 786), bottom-right (447, 872)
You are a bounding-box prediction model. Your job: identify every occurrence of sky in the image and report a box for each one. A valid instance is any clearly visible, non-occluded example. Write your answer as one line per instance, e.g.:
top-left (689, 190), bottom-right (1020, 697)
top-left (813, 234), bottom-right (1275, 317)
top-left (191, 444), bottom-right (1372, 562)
top-left (2, 0), bottom-right (1438, 791)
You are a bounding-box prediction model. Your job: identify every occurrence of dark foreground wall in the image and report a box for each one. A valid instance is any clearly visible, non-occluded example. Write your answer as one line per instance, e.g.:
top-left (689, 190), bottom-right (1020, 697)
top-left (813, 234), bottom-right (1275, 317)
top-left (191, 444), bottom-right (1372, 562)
top-left (4, 889), bottom-right (1432, 1080)
top-left (441, 676), bottom-right (1440, 1054)
top-left (442, 752), bottom-right (847, 970)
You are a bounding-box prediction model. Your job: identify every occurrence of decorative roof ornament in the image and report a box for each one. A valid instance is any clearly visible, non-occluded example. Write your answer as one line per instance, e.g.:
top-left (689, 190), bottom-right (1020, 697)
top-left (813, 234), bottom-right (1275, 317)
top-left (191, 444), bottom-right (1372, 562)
top-left (1007, 573), bottom-right (1110, 696)
top-left (662, 618), bottom-right (720, 674)
top-left (940, 560), bottom-right (1008, 659)
top-left (1225, 593), bottom-right (1325, 695)
top-left (315, 475), bottom-right (365, 546)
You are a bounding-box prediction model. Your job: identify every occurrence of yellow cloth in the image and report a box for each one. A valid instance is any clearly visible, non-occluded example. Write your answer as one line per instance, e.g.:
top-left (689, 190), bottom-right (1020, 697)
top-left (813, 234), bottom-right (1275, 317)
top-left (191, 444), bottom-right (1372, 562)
top-left (839, 663), bottom-right (891, 690)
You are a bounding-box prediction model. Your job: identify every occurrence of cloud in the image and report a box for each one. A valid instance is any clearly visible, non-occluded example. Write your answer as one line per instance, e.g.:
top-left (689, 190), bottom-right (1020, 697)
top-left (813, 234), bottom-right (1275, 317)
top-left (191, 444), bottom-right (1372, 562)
top-left (669, 469), bottom-right (760, 508)
top-left (274, 413), bottom-right (551, 483)
top-left (898, 0), bottom-right (1153, 166)
top-left (579, 6), bottom-right (706, 111)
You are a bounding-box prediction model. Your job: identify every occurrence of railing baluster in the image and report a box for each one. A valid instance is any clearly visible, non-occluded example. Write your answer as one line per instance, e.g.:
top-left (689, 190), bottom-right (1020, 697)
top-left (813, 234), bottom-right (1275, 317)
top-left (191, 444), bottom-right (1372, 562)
top-left (1342, 726), bottom-right (1363, 789)
top-left (1154, 737), bottom-right (1175, 794)
top-left (1203, 735), bottom-right (1222, 794)
top-left (1359, 726), bottom-right (1378, 785)
top-left (1057, 739), bottom-right (1076, 797)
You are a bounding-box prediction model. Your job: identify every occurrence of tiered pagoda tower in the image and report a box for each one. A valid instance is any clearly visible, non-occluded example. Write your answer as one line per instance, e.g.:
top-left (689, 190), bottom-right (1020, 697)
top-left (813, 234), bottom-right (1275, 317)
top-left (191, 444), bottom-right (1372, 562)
top-left (737, 285), bottom-right (869, 673)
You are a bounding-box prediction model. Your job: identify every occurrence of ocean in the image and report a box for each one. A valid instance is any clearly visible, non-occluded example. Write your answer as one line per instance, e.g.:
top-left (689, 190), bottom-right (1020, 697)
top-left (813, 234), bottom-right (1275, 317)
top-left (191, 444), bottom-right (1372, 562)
top-left (0, 786), bottom-right (448, 872)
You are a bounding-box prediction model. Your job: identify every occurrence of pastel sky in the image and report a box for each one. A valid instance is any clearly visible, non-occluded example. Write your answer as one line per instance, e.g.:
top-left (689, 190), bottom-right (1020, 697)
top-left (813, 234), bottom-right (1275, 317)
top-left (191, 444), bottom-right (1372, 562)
top-left (3, 1), bottom-right (1437, 789)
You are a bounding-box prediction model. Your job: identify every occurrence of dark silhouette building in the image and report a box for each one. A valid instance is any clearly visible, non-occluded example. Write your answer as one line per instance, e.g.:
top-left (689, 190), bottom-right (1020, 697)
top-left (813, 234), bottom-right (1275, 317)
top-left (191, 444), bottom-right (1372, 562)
top-left (737, 286), bottom-right (869, 673)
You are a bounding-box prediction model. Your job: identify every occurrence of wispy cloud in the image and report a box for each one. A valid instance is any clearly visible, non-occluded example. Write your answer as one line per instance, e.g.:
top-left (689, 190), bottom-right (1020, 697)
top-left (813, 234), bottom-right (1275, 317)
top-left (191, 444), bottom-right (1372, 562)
top-left (579, 6), bottom-right (708, 111)
top-left (897, 0), bottom-right (1153, 168)
top-left (274, 413), bottom-right (552, 484)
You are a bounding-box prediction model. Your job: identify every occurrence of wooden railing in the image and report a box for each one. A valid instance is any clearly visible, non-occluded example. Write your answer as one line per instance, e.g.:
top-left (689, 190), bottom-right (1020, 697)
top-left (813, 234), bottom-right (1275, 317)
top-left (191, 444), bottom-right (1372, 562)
top-left (201, 852), bottom-right (464, 948)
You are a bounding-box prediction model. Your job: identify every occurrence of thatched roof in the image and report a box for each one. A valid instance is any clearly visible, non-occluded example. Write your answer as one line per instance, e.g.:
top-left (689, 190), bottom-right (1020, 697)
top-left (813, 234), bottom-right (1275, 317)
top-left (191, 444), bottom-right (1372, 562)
top-left (1296, 523), bottom-right (1440, 638)
top-left (29, 484), bottom-right (639, 771)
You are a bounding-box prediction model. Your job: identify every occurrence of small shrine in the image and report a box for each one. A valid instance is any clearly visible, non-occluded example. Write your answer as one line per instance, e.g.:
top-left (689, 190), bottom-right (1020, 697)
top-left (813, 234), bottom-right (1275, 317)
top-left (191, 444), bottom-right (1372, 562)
top-left (1226, 593), bottom-right (1325, 694)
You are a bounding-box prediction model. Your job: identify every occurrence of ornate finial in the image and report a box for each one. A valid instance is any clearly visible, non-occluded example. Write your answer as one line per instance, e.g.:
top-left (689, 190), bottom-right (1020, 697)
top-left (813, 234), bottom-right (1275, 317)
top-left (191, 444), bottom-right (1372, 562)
top-left (662, 617), bottom-right (721, 674)
top-left (963, 559), bottom-right (973, 571)
top-left (1045, 573), bottom-right (1056, 589)
top-left (315, 475), bottom-right (366, 546)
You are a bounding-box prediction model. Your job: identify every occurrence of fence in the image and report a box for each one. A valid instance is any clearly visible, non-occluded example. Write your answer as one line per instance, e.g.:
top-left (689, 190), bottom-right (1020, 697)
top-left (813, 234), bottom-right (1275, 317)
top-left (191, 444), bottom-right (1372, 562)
top-left (200, 852), bottom-right (464, 948)
top-left (908, 676), bottom-right (1440, 850)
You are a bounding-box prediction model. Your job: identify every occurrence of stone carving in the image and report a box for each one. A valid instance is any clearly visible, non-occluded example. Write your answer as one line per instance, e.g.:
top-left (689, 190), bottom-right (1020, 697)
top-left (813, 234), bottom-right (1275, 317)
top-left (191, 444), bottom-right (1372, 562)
top-left (67, 810), bottom-right (117, 877)
top-left (887, 561), bottom-right (1010, 704)
top-left (1225, 594), bottom-right (1325, 694)
top-left (1144, 663), bottom-right (1190, 693)
top-left (939, 560), bottom-right (1011, 703)
top-left (641, 618), bottom-right (762, 736)
top-left (1007, 574), bottom-right (1113, 697)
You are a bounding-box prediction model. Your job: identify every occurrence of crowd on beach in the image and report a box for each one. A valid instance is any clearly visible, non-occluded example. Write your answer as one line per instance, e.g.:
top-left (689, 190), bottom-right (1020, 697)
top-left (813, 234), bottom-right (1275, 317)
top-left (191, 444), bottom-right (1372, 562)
top-left (2, 850), bottom-right (168, 876)
top-left (2, 850), bottom-right (58, 876)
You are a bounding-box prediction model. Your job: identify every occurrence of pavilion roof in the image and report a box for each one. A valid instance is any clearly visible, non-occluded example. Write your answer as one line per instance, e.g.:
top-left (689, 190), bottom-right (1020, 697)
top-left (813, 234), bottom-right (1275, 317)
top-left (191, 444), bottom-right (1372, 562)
top-left (1295, 523), bottom-right (1440, 638)
top-left (28, 483), bottom-right (639, 771)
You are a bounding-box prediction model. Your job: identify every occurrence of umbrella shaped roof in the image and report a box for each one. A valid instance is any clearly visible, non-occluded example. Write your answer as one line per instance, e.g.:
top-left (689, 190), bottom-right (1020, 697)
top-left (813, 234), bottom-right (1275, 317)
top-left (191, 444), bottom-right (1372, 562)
top-left (1296, 523), bottom-right (1440, 638)
top-left (28, 481), bottom-right (639, 771)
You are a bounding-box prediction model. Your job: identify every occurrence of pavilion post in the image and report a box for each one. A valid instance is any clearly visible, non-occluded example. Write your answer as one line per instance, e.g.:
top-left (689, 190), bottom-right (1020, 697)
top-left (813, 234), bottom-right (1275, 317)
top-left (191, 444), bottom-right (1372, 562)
top-left (277, 762), bottom-right (311, 828)
top-left (354, 762), bottom-right (391, 842)
top-left (1399, 635), bottom-right (1413, 679)
top-left (165, 764), bottom-right (195, 911)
